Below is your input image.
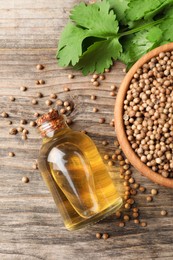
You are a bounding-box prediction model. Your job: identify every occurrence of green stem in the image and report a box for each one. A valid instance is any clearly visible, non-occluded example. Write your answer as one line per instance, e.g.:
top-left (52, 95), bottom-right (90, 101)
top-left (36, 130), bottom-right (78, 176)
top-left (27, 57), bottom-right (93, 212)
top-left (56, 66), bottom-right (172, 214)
top-left (118, 18), bottom-right (164, 38)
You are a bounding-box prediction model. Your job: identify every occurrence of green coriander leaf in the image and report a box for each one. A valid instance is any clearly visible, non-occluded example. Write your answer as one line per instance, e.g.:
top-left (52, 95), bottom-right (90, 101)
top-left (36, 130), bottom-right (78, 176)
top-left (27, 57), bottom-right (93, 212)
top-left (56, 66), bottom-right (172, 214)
top-left (119, 26), bottom-right (162, 68)
top-left (145, 0), bottom-right (173, 20)
top-left (159, 8), bottom-right (173, 42)
top-left (70, 0), bottom-right (118, 38)
top-left (108, 0), bottom-right (130, 24)
top-left (74, 38), bottom-right (122, 75)
top-left (57, 22), bottom-right (87, 66)
top-left (125, 0), bottom-right (173, 22)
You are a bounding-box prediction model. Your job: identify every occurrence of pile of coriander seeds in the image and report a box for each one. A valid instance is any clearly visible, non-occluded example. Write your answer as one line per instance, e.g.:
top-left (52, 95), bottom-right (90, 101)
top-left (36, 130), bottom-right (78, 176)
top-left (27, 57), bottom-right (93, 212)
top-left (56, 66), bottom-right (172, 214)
top-left (123, 51), bottom-right (173, 178)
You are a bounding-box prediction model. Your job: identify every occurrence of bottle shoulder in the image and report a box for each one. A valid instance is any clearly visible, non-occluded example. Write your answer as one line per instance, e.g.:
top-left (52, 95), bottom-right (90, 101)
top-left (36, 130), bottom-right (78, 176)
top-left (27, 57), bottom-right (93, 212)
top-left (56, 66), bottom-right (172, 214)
top-left (39, 129), bottom-right (94, 157)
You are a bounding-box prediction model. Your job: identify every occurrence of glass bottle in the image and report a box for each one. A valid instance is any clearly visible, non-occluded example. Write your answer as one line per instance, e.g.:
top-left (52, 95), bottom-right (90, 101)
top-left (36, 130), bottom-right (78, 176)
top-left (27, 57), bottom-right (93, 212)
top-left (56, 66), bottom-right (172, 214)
top-left (37, 110), bottom-right (122, 230)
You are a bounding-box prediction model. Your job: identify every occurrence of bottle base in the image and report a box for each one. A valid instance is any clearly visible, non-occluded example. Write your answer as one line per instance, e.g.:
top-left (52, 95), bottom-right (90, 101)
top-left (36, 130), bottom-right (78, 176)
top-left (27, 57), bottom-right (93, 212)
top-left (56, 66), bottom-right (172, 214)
top-left (65, 197), bottom-right (123, 231)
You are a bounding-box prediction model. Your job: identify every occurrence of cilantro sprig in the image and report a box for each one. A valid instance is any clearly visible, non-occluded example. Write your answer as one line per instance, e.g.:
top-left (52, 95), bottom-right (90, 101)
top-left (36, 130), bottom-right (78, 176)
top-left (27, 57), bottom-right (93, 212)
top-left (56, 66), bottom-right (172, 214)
top-left (57, 0), bottom-right (173, 75)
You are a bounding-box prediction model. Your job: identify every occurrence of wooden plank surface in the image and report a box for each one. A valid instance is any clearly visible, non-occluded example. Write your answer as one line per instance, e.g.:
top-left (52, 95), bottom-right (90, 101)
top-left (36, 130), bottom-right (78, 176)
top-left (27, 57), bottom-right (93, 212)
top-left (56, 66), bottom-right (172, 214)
top-left (0, 0), bottom-right (173, 259)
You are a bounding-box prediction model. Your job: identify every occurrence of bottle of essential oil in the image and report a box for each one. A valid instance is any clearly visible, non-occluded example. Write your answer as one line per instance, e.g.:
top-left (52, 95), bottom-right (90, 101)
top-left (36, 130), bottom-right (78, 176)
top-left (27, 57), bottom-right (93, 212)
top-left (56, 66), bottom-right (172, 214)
top-left (37, 110), bottom-right (122, 230)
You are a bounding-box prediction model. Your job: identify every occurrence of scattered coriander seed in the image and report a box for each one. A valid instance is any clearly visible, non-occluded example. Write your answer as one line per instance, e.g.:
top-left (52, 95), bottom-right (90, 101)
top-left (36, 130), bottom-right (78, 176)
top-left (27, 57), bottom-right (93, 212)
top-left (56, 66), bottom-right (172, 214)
top-left (64, 101), bottom-right (70, 107)
top-left (66, 118), bottom-right (73, 125)
top-left (104, 154), bottom-right (110, 160)
top-left (127, 198), bottom-right (135, 205)
top-left (23, 129), bottom-right (29, 134)
top-left (56, 99), bottom-right (63, 106)
top-left (32, 164), bottom-right (38, 170)
top-left (133, 183), bottom-right (140, 189)
top-left (110, 84), bottom-right (116, 90)
top-left (115, 149), bottom-right (121, 155)
top-left (45, 100), bottom-right (52, 106)
top-left (30, 121), bottom-right (37, 127)
top-left (134, 219), bottom-right (140, 224)
top-left (22, 134), bottom-right (27, 140)
top-left (8, 121), bottom-right (12, 125)
top-left (139, 186), bottom-right (146, 192)
top-left (1, 112), bottom-right (9, 118)
top-left (36, 80), bottom-right (40, 85)
top-left (91, 78), bottom-right (96, 83)
top-left (132, 212), bottom-right (139, 218)
top-left (20, 86), bottom-right (27, 91)
top-left (99, 118), bottom-right (105, 124)
top-left (117, 155), bottom-right (123, 161)
top-left (93, 107), bottom-right (98, 113)
top-left (96, 233), bottom-right (102, 239)
top-left (8, 152), bottom-right (15, 157)
top-left (129, 177), bottom-right (135, 184)
top-left (49, 108), bottom-right (53, 113)
top-left (22, 176), bottom-right (29, 183)
top-left (93, 74), bottom-right (99, 79)
top-left (93, 81), bottom-right (100, 87)
top-left (151, 189), bottom-right (158, 195)
top-left (60, 108), bottom-right (66, 114)
top-left (115, 211), bottom-right (121, 218)
top-left (140, 222), bottom-right (147, 227)
top-left (68, 73), bottom-right (74, 79)
top-left (118, 222), bottom-right (125, 227)
top-left (112, 154), bottom-right (117, 160)
top-left (110, 91), bottom-right (116, 96)
top-left (17, 126), bottom-right (23, 132)
top-left (102, 233), bottom-right (109, 240)
top-left (130, 189), bottom-right (137, 195)
top-left (132, 207), bottom-right (139, 213)
top-left (102, 140), bottom-right (108, 146)
top-left (81, 130), bottom-right (87, 134)
top-left (36, 92), bottom-right (43, 98)
top-left (64, 87), bottom-right (70, 92)
top-left (9, 96), bottom-right (15, 101)
top-left (105, 68), bottom-right (110, 73)
top-left (91, 95), bottom-right (96, 100)
top-left (160, 210), bottom-right (167, 216)
top-left (66, 106), bottom-right (72, 111)
top-left (31, 99), bottom-right (38, 105)
top-left (124, 203), bottom-right (131, 209)
top-left (34, 112), bottom-right (39, 117)
top-left (99, 74), bottom-right (105, 80)
top-left (146, 196), bottom-right (153, 202)
top-left (36, 64), bottom-right (44, 70)
top-left (122, 68), bottom-right (126, 73)
top-left (50, 93), bottom-right (57, 99)
top-left (108, 160), bottom-right (113, 166)
top-left (39, 79), bottom-right (45, 85)
top-left (20, 119), bottom-right (27, 125)
top-left (123, 215), bottom-right (130, 221)
top-left (114, 140), bottom-right (119, 147)
top-left (9, 128), bottom-right (18, 135)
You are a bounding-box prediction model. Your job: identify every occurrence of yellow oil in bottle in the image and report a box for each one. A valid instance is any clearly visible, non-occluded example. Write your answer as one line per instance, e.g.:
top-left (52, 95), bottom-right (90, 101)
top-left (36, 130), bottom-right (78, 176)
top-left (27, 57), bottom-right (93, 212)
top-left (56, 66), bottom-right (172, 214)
top-left (37, 110), bottom-right (122, 230)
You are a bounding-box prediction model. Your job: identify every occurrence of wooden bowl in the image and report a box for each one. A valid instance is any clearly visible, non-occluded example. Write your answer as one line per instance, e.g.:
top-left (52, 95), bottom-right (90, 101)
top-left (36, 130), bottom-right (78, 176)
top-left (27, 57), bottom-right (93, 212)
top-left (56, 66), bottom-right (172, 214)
top-left (114, 42), bottom-right (173, 188)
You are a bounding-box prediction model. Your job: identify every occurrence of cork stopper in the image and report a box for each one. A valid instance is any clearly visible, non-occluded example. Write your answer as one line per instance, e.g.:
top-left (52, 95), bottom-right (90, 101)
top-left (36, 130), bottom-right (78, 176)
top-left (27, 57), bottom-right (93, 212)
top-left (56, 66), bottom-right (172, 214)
top-left (36, 110), bottom-right (60, 127)
top-left (37, 110), bottom-right (66, 137)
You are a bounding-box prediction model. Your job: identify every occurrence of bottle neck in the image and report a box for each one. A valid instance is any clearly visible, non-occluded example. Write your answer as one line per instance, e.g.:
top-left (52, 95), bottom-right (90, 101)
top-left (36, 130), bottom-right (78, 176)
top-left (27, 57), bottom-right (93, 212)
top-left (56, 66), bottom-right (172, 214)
top-left (39, 115), bottom-right (69, 141)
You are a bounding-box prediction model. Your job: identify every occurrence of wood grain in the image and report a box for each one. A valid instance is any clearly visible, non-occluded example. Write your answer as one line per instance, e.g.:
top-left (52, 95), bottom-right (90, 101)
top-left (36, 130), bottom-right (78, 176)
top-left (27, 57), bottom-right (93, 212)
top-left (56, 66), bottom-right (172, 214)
top-left (0, 1), bottom-right (173, 259)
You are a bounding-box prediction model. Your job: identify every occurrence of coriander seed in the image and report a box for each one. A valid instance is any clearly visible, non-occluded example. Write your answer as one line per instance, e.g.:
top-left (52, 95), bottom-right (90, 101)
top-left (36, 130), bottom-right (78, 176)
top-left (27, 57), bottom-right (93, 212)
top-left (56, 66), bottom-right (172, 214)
top-left (160, 210), bottom-right (167, 216)
top-left (1, 112), bottom-right (9, 118)
top-left (20, 86), bottom-right (27, 91)
top-left (22, 176), bottom-right (29, 183)
top-left (8, 152), bottom-right (15, 157)
top-left (36, 64), bottom-right (44, 70)
top-left (96, 233), bottom-right (102, 239)
top-left (102, 233), bottom-right (109, 240)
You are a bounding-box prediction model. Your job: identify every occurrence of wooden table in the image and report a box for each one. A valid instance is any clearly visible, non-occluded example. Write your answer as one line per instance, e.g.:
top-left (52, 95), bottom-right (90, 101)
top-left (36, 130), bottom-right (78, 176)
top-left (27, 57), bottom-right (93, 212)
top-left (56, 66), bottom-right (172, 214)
top-left (0, 1), bottom-right (173, 259)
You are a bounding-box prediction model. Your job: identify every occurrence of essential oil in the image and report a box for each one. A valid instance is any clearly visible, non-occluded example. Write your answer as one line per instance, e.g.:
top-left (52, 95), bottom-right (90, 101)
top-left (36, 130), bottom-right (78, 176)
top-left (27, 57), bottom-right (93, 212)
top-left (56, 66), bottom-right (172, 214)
top-left (37, 110), bottom-right (122, 230)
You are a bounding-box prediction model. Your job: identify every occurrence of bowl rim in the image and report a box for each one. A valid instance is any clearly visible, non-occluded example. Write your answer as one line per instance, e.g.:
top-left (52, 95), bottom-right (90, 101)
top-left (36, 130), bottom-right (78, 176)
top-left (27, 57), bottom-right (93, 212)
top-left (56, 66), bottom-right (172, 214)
top-left (114, 42), bottom-right (173, 188)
